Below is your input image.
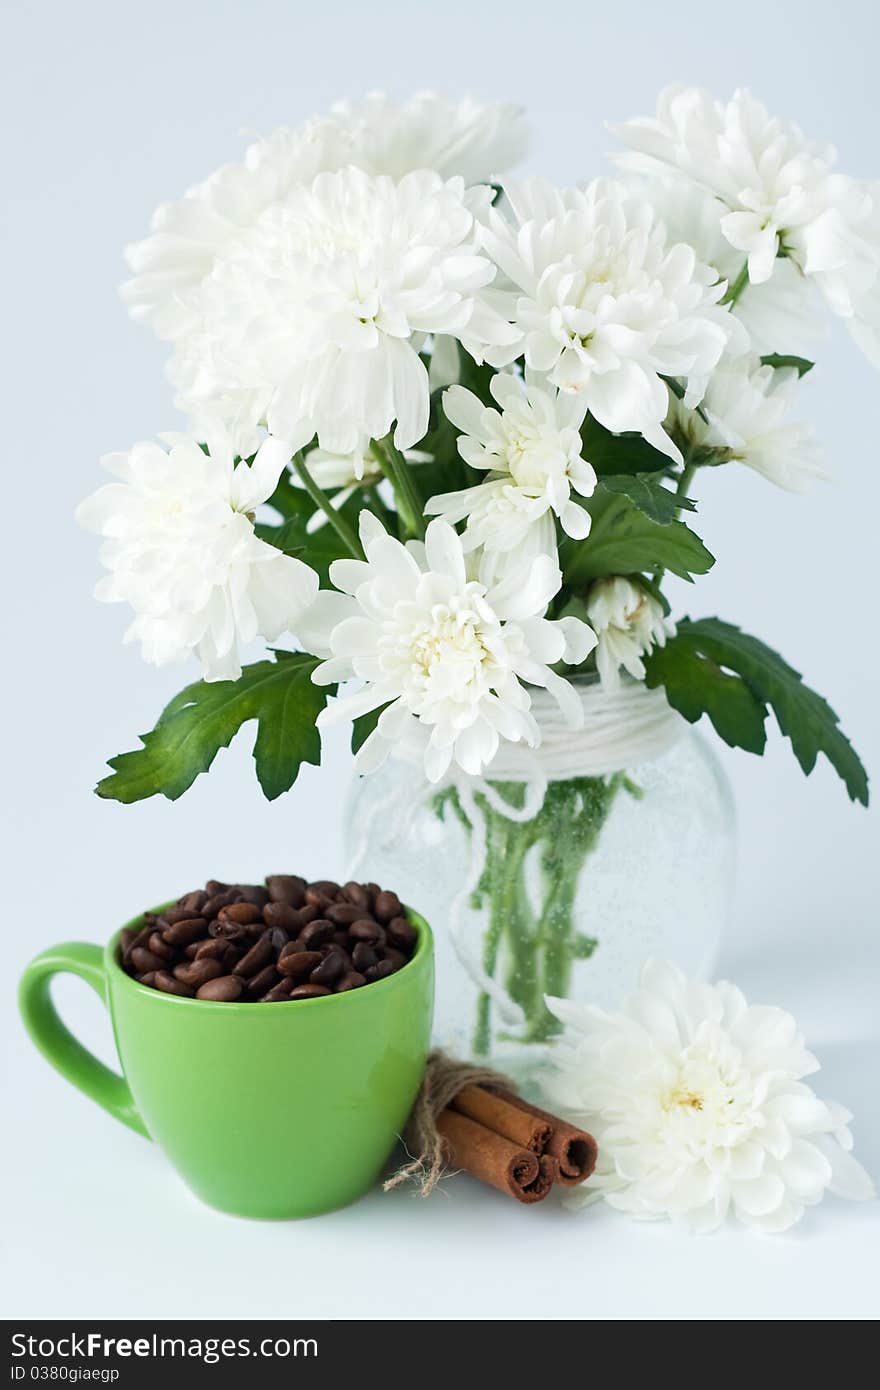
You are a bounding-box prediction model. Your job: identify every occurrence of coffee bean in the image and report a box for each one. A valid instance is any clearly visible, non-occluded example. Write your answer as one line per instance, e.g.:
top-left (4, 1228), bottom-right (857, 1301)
top-left (209, 917), bottom-right (250, 943)
top-left (297, 904), bottom-right (320, 927)
top-left (349, 919), bottom-right (385, 945)
top-left (277, 949), bottom-right (323, 979)
top-left (311, 949), bottom-right (345, 985)
top-left (205, 880), bottom-right (230, 895)
top-left (120, 927), bottom-right (137, 956)
top-left (203, 890), bottom-right (237, 919)
top-left (278, 939), bottom-right (304, 963)
top-left (154, 971), bottom-right (195, 997)
top-left (233, 884), bottom-right (270, 909)
top-left (262, 901), bottom-right (302, 931)
top-left (174, 958), bottom-right (224, 989)
top-left (235, 931), bottom-right (275, 979)
top-left (382, 946), bottom-right (407, 971)
top-left (136, 971), bottom-right (156, 987)
top-left (148, 931), bottom-right (175, 961)
top-left (268, 926), bottom-right (290, 953)
top-left (341, 881), bottom-right (371, 909)
top-left (259, 979), bottom-right (295, 1002)
top-left (178, 889), bottom-right (208, 913)
top-left (336, 970), bottom-right (367, 992)
top-left (365, 960), bottom-right (395, 982)
top-left (309, 879), bottom-right (340, 900)
top-left (266, 875), bottom-right (306, 908)
top-left (288, 983), bottom-right (332, 1000)
top-left (123, 924), bottom-right (152, 965)
top-left (374, 891), bottom-right (402, 924)
top-left (131, 946), bottom-right (166, 974)
top-left (352, 942), bottom-right (378, 971)
top-left (195, 937), bottom-right (230, 961)
top-left (326, 903), bottom-right (362, 926)
top-left (162, 917), bottom-right (208, 947)
top-left (219, 901), bottom-right (263, 926)
top-left (387, 915), bottom-right (417, 949)
top-left (245, 964), bottom-right (279, 1000)
top-left (300, 919), bottom-right (333, 949)
top-left (161, 903), bottom-right (205, 925)
top-left (196, 975), bottom-right (243, 1002)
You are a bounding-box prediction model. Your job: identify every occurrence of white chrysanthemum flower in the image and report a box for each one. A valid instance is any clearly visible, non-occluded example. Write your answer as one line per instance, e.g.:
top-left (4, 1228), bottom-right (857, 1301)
top-left (122, 92), bottom-right (530, 339)
top-left (612, 87), bottom-right (880, 362)
top-left (478, 178), bottom-right (734, 461)
top-left (324, 91), bottom-right (530, 185)
top-left (298, 512), bottom-right (597, 782)
top-left (166, 167), bottom-right (516, 456)
top-left (586, 577), bottom-right (670, 689)
top-left (674, 358), bottom-right (825, 493)
top-left (425, 370), bottom-right (597, 581)
top-left (544, 960), bottom-right (875, 1233)
top-left (641, 178), bottom-right (823, 359)
top-left (76, 431), bottom-right (318, 681)
top-left (295, 440), bottom-right (430, 532)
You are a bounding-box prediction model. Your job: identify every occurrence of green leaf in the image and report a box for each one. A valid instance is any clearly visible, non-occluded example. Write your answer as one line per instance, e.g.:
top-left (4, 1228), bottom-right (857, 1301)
top-left (598, 470), bottom-right (695, 525)
top-left (562, 485), bottom-right (714, 585)
top-left (644, 635), bottom-right (769, 754)
top-left (760, 354), bottom-right (814, 377)
top-left (97, 653), bottom-right (333, 804)
top-left (351, 703), bottom-right (388, 755)
top-left (580, 414), bottom-right (675, 477)
top-left (671, 619), bottom-right (869, 805)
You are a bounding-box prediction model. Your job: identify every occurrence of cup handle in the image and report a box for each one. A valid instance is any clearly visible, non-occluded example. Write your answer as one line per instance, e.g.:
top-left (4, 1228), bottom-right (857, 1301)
top-left (18, 942), bottom-right (150, 1139)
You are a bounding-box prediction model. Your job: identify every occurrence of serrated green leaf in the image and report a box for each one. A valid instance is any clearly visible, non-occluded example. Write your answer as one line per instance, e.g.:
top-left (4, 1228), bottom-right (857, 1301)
top-left (644, 635), bottom-right (768, 753)
top-left (598, 471), bottom-right (695, 524)
top-left (760, 354), bottom-right (814, 377)
top-left (562, 485), bottom-right (714, 585)
top-left (675, 619), bottom-right (868, 805)
top-left (97, 654), bottom-right (333, 804)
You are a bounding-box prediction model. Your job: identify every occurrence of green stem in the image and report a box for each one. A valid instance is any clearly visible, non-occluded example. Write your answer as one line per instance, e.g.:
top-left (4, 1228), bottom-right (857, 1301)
top-left (290, 452), bottom-right (363, 559)
top-left (676, 459), bottom-right (696, 500)
top-left (374, 437), bottom-right (426, 539)
top-left (473, 788), bottom-right (536, 1055)
top-left (721, 260), bottom-right (750, 307)
top-left (473, 808), bottom-right (510, 1055)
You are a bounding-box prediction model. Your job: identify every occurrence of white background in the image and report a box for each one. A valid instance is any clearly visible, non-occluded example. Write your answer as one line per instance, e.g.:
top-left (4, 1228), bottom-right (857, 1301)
top-left (2, 0), bottom-right (878, 1321)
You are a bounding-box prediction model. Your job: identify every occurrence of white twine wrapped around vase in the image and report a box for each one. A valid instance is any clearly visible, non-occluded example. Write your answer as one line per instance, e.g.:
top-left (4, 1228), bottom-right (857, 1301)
top-left (346, 680), bottom-right (687, 1026)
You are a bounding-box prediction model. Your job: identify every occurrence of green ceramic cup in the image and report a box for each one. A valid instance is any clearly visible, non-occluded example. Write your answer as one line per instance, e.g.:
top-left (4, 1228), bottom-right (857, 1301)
top-left (19, 908), bottom-right (434, 1218)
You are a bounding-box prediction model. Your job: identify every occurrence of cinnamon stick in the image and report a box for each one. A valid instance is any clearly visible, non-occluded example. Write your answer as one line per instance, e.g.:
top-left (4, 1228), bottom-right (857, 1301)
top-left (450, 1084), bottom-right (552, 1153)
top-left (499, 1094), bottom-right (598, 1186)
top-left (436, 1109), bottom-right (557, 1204)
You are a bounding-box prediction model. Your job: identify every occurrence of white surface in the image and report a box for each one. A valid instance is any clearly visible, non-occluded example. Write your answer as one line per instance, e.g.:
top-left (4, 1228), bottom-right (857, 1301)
top-left (2, 0), bottom-right (879, 1322)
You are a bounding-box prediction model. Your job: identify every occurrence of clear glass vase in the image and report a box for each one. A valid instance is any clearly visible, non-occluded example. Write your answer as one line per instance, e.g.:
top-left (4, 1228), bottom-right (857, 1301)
top-left (343, 681), bottom-right (736, 1077)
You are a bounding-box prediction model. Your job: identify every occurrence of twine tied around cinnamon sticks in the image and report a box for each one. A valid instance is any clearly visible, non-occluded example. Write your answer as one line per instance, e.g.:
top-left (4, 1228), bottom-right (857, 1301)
top-left (384, 1050), bottom-right (597, 1205)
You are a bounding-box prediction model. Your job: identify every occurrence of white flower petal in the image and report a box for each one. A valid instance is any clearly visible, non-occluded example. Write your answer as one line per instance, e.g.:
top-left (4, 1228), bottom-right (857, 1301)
top-left (543, 956), bottom-right (872, 1236)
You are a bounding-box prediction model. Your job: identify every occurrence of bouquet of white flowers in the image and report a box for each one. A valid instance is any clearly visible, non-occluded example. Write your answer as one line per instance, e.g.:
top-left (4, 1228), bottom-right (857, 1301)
top-left (80, 87), bottom-right (873, 810)
top-left (76, 87), bottom-right (878, 1055)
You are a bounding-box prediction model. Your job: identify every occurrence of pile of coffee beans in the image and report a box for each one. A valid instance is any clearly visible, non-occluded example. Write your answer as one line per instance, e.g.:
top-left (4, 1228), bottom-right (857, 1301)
top-left (119, 876), bottom-right (417, 1003)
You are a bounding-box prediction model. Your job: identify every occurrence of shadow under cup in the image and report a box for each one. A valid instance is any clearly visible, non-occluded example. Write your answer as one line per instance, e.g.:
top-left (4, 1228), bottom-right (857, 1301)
top-left (19, 910), bottom-right (434, 1218)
